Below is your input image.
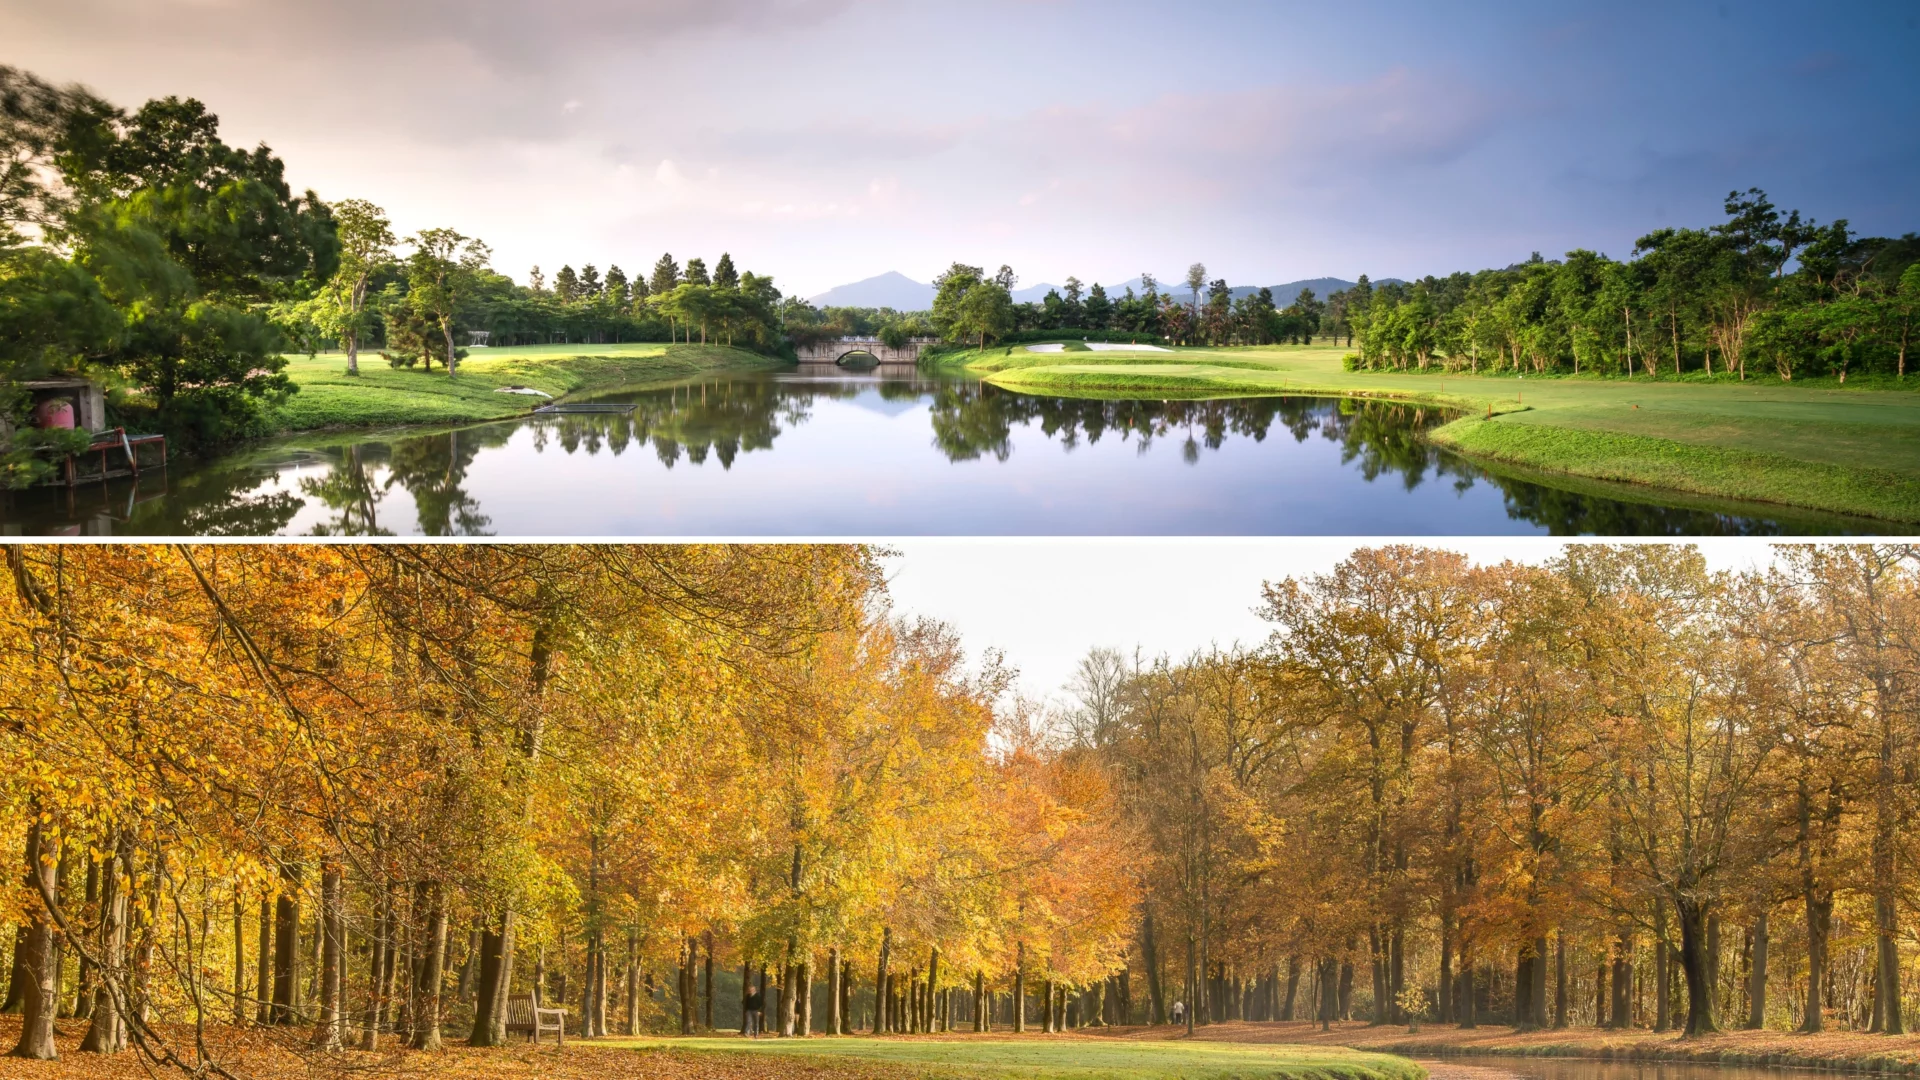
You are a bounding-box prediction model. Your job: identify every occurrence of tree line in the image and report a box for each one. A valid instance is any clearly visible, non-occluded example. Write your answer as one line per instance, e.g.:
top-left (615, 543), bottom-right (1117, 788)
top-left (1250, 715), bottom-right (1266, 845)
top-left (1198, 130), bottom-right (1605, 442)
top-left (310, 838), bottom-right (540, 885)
top-left (1056, 543), bottom-right (1920, 1039)
top-left (925, 263), bottom-right (1326, 350)
top-left (0, 545), bottom-right (1135, 1067)
top-left (1341, 190), bottom-right (1920, 381)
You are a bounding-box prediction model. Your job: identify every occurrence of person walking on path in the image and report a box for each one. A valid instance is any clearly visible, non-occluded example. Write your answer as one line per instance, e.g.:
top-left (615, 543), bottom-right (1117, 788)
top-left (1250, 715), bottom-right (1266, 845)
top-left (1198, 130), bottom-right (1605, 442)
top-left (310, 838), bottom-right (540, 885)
top-left (744, 985), bottom-right (765, 1037)
top-left (1170, 1000), bottom-right (1185, 1027)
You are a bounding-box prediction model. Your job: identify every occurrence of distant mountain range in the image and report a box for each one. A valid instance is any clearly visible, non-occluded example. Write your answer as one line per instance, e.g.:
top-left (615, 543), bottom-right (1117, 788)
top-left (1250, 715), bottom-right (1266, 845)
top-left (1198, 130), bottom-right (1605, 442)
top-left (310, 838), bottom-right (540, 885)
top-left (808, 272), bottom-right (1400, 311)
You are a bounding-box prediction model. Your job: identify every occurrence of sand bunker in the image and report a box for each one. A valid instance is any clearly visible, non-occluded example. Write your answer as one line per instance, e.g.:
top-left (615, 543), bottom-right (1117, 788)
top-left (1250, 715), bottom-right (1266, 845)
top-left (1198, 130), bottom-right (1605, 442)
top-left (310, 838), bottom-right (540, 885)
top-left (1024, 342), bottom-right (1170, 353)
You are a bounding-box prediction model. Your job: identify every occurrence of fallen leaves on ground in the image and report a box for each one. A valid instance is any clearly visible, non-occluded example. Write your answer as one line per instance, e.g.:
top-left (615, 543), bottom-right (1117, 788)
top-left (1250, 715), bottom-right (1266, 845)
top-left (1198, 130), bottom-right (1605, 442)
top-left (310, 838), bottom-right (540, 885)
top-left (0, 1018), bottom-right (922, 1080)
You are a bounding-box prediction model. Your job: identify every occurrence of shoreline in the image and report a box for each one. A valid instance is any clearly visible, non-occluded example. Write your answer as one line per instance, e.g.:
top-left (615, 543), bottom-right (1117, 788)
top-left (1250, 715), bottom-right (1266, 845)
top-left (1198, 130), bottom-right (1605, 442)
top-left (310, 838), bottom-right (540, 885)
top-left (946, 347), bottom-right (1920, 526)
top-left (266, 343), bottom-right (789, 436)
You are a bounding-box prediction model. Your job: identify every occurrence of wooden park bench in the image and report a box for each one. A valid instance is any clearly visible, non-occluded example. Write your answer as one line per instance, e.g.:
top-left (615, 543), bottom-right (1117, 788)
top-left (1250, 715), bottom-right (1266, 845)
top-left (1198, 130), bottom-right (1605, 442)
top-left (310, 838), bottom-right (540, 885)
top-left (504, 993), bottom-right (568, 1046)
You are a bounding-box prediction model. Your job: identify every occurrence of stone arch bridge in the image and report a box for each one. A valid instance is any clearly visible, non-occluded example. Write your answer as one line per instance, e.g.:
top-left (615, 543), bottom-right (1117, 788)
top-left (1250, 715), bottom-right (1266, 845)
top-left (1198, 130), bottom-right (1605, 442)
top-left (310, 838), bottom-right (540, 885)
top-left (794, 337), bottom-right (936, 365)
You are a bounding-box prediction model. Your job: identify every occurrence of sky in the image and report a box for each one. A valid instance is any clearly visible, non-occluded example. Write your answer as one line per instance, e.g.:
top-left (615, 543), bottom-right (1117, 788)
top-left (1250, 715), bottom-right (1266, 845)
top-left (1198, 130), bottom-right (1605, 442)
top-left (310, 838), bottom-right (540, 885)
top-left (882, 538), bottom-right (1784, 701)
top-left (5, 1), bottom-right (1916, 297)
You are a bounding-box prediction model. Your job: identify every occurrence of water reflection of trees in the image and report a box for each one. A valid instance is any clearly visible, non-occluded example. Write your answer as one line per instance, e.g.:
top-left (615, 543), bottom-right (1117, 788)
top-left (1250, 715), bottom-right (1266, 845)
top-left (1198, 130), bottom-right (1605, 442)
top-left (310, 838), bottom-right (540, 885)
top-left (927, 384), bottom-right (1464, 486)
top-left (1475, 472), bottom-right (1854, 536)
top-left (548, 377), bottom-right (824, 470)
top-left (0, 372), bottom-right (1875, 536)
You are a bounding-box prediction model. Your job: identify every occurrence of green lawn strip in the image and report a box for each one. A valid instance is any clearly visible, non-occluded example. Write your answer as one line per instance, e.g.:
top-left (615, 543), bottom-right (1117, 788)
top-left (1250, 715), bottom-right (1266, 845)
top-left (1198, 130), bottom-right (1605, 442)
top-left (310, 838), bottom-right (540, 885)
top-left (980, 364), bottom-right (1500, 416)
top-left (272, 344), bottom-right (785, 432)
top-left (1432, 416), bottom-right (1920, 525)
top-left (953, 344), bottom-right (1920, 523)
top-left (596, 1036), bottom-right (1425, 1080)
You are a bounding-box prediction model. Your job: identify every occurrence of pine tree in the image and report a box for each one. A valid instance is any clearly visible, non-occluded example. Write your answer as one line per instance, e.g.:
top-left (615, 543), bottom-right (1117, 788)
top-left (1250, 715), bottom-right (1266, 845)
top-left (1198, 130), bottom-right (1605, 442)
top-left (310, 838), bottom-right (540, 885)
top-left (554, 264), bottom-right (579, 304)
top-left (650, 254), bottom-right (680, 296)
top-left (685, 257), bottom-right (710, 286)
top-left (713, 253), bottom-right (739, 289)
top-left (605, 265), bottom-right (630, 309)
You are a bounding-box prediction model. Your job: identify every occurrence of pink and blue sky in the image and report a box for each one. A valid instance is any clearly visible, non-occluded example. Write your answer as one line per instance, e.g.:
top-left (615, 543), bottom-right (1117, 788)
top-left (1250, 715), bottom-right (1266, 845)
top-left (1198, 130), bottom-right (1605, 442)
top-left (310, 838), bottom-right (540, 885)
top-left (5, 0), bottom-right (1915, 297)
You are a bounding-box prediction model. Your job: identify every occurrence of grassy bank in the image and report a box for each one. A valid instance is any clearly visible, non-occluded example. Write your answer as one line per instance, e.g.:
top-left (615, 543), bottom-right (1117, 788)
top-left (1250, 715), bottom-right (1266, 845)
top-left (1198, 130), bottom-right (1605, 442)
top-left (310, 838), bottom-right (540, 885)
top-left (605, 1034), bottom-right (1428, 1080)
top-left (273, 342), bottom-right (786, 432)
top-left (1099, 1020), bottom-right (1920, 1075)
top-left (934, 343), bottom-right (1920, 525)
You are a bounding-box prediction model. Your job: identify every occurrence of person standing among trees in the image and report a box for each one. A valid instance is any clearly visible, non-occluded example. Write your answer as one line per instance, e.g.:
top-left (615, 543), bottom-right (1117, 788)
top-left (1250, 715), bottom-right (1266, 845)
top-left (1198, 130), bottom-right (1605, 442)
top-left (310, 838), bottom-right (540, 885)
top-left (744, 983), bottom-right (764, 1037)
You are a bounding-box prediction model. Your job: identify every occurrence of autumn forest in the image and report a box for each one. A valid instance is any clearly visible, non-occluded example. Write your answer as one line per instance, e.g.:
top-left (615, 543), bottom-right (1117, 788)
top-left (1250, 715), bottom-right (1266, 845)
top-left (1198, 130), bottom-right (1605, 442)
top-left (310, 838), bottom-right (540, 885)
top-left (3, 543), bottom-right (1920, 1076)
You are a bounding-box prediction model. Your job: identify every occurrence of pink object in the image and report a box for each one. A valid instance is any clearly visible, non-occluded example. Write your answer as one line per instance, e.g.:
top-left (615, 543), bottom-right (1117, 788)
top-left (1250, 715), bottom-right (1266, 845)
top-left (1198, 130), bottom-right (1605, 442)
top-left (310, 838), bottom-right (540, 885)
top-left (32, 398), bottom-right (75, 429)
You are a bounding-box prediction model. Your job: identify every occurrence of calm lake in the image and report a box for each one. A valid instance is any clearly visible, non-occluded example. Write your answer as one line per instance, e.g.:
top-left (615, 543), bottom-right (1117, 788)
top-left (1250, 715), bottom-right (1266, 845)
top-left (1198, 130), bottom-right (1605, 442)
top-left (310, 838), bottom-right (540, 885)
top-left (0, 368), bottom-right (1875, 536)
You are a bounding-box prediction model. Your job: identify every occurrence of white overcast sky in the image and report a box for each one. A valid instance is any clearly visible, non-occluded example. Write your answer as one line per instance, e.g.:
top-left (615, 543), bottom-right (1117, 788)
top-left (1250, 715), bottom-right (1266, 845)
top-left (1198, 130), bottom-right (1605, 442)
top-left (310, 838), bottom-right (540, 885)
top-left (5, 1), bottom-right (1914, 298)
top-left (883, 539), bottom-right (1785, 699)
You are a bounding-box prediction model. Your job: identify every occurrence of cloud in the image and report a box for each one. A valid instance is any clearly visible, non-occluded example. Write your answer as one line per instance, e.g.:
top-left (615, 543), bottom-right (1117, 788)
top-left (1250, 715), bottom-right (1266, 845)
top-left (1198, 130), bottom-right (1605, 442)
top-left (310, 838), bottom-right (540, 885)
top-left (3, 0), bottom-right (865, 70)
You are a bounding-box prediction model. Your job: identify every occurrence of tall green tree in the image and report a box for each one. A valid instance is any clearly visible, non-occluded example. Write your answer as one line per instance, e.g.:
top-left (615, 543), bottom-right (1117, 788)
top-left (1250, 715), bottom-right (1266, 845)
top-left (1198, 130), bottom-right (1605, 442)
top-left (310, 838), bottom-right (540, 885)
top-left (931, 263), bottom-right (1014, 351)
top-left (317, 198), bottom-right (394, 376)
top-left (406, 227), bottom-right (490, 375)
top-left (1185, 263), bottom-right (1207, 312)
top-left (649, 253), bottom-right (680, 296)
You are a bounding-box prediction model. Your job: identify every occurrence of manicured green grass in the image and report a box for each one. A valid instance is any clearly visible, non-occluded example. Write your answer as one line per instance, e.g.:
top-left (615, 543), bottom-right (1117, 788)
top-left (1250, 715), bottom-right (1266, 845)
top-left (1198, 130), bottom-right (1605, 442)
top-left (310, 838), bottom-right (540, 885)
top-left (599, 1035), bottom-right (1426, 1080)
top-left (932, 343), bottom-right (1920, 525)
top-left (273, 343), bottom-right (786, 432)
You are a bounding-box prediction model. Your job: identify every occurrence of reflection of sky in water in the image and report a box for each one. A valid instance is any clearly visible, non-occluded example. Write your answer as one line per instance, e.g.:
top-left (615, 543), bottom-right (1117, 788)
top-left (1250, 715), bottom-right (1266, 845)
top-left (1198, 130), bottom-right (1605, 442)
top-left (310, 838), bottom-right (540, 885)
top-left (0, 373), bottom-right (1869, 537)
top-left (263, 392), bottom-right (1514, 536)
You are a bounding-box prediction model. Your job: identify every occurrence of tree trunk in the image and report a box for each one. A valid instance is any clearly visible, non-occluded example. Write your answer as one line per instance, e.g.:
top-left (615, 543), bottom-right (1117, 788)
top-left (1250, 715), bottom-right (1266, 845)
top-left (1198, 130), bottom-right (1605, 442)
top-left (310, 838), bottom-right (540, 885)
top-left (797, 954), bottom-right (813, 1036)
top-left (1553, 934), bottom-right (1568, 1029)
top-left (1185, 936), bottom-right (1197, 1034)
top-left (74, 854), bottom-right (99, 1023)
top-left (272, 868), bottom-right (301, 1025)
top-left (408, 882), bottom-right (447, 1050)
top-left (255, 896), bottom-right (274, 1025)
top-left (684, 939), bottom-right (699, 1035)
top-left (361, 888), bottom-right (389, 1050)
top-left (1317, 956), bottom-right (1337, 1031)
top-left (1747, 912), bottom-right (1768, 1029)
top-left (228, 888), bottom-right (246, 1028)
top-left (314, 867), bottom-right (344, 1050)
top-left (469, 913), bottom-right (516, 1046)
top-left (80, 832), bottom-right (128, 1054)
top-left (841, 955), bottom-right (853, 1033)
top-left (1516, 951), bottom-right (1533, 1028)
top-left (1612, 931), bottom-right (1633, 1028)
top-left (1654, 901), bottom-right (1671, 1032)
top-left (1012, 941), bottom-right (1024, 1033)
top-left (703, 931), bottom-right (715, 1032)
top-left (1282, 956), bottom-right (1300, 1021)
top-left (1142, 910), bottom-right (1165, 1024)
top-left (1675, 898), bottom-right (1718, 1037)
top-left (442, 318), bottom-right (459, 375)
top-left (10, 818), bottom-right (58, 1060)
top-left (1877, 891), bottom-right (1904, 1035)
top-left (829, 947), bottom-right (842, 1036)
top-left (2, 925), bottom-right (27, 1014)
top-left (924, 946), bottom-right (939, 1035)
top-left (875, 927), bottom-right (892, 1034)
